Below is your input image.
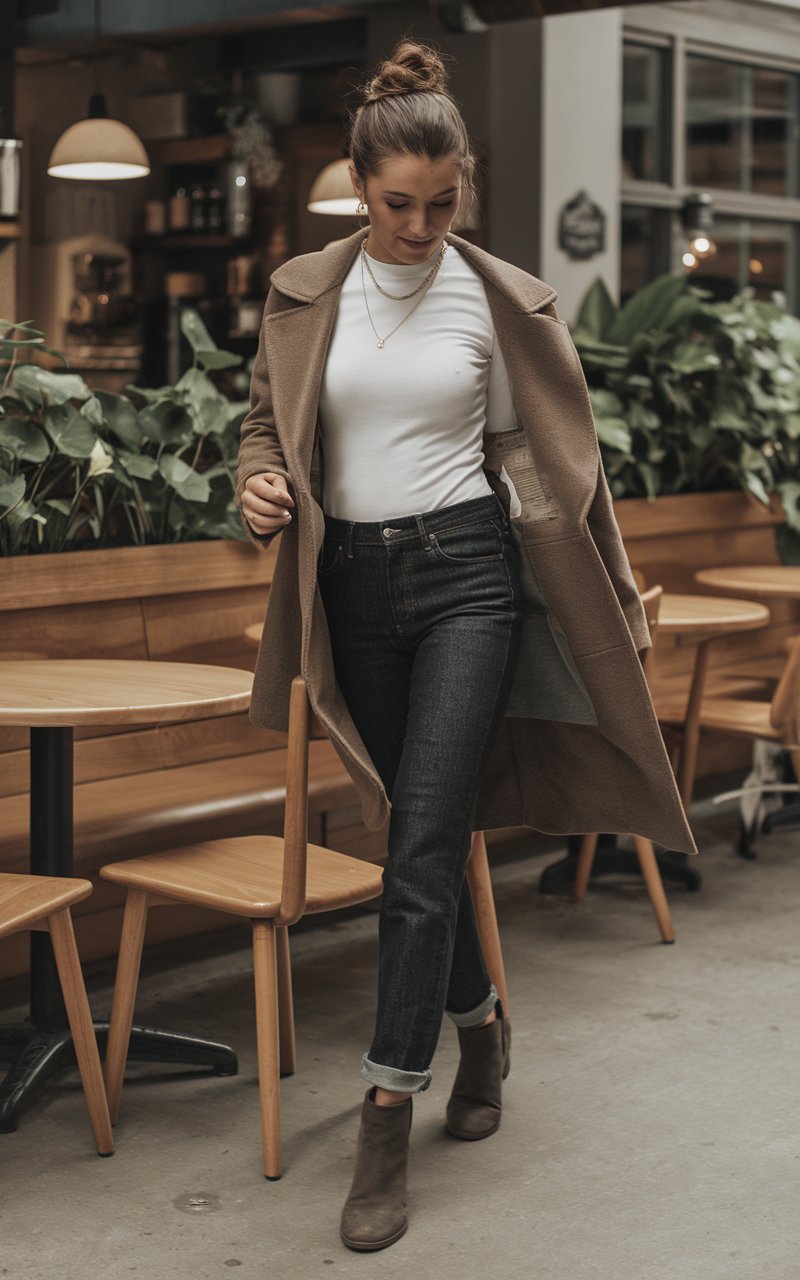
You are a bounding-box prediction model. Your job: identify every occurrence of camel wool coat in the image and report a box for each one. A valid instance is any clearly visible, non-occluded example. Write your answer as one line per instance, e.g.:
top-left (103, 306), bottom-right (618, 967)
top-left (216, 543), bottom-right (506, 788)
top-left (235, 225), bottom-right (697, 857)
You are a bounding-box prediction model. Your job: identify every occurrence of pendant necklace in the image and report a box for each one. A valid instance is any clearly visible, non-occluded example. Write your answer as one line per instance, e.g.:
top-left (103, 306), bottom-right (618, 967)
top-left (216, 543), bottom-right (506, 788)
top-left (360, 239), bottom-right (447, 349)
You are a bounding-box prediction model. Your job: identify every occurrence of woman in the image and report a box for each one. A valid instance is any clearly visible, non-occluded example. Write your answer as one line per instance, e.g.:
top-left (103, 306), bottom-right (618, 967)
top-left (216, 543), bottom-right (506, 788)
top-left (236, 39), bottom-right (696, 1252)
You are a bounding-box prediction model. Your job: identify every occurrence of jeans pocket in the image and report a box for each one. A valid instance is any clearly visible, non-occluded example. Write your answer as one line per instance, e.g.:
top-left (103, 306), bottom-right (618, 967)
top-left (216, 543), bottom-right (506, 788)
top-left (429, 517), bottom-right (505, 564)
top-left (317, 535), bottom-right (346, 576)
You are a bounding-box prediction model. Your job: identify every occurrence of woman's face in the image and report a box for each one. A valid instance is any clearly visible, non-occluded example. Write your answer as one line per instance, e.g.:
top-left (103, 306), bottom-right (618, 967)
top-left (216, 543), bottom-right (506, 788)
top-left (350, 152), bottom-right (462, 265)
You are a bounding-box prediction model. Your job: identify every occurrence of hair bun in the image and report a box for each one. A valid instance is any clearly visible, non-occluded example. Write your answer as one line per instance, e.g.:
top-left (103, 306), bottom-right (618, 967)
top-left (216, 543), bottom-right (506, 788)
top-left (362, 39), bottom-right (450, 104)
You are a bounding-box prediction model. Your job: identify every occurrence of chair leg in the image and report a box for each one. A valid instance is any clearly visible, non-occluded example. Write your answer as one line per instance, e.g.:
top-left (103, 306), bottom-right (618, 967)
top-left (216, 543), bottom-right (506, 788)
top-left (632, 836), bottom-right (675, 944)
top-left (467, 831), bottom-right (510, 1022)
top-left (252, 920), bottom-right (282, 1180)
top-left (275, 925), bottom-right (296, 1077)
top-left (47, 908), bottom-right (114, 1156)
top-left (574, 833), bottom-right (599, 900)
top-left (104, 889), bottom-right (150, 1125)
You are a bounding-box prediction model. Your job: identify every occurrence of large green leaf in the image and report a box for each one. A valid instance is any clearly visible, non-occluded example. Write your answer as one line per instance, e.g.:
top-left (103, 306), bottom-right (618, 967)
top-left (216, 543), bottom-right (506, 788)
top-left (137, 400), bottom-right (193, 445)
top-left (608, 274), bottom-right (688, 346)
top-left (180, 307), bottom-right (217, 354)
top-left (43, 403), bottom-right (97, 458)
top-left (195, 348), bottom-right (242, 372)
top-left (13, 365), bottom-right (91, 405)
top-left (0, 472), bottom-right (26, 512)
top-left (572, 277), bottom-right (617, 341)
top-left (158, 453), bottom-right (211, 502)
top-left (176, 367), bottom-right (217, 406)
top-left (595, 417), bottom-right (632, 452)
top-left (778, 482), bottom-right (800, 532)
top-left (0, 417), bottom-right (49, 462)
top-left (94, 391), bottom-right (142, 448)
top-left (119, 451), bottom-right (159, 481)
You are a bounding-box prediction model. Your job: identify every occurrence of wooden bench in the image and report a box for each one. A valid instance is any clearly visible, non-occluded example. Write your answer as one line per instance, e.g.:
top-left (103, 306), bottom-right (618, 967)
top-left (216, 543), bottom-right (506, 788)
top-left (0, 539), bottom-right (372, 979)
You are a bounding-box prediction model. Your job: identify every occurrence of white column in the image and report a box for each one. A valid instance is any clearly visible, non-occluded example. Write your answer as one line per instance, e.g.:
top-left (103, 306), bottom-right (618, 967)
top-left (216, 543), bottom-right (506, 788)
top-left (539, 8), bottom-right (623, 323)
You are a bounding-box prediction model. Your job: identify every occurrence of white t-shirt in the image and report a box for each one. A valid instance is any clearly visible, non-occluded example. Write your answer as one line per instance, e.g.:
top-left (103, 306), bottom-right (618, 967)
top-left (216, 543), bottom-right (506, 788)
top-left (317, 241), bottom-right (519, 522)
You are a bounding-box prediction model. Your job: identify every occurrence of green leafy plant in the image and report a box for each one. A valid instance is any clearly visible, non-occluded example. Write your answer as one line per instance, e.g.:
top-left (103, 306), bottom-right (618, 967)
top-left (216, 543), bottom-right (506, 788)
top-left (0, 311), bottom-right (250, 556)
top-left (571, 274), bottom-right (800, 563)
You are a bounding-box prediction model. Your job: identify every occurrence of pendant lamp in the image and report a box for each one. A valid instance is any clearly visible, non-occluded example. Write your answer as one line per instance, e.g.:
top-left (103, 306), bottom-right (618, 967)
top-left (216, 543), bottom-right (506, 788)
top-left (307, 158), bottom-right (359, 215)
top-left (47, 1), bottom-right (149, 181)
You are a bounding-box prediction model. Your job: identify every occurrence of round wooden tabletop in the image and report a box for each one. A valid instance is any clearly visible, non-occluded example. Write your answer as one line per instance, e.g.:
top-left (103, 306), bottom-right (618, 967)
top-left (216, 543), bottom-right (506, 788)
top-left (658, 593), bottom-right (770, 636)
top-left (0, 660), bottom-right (253, 727)
top-left (244, 623), bottom-right (263, 648)
top-left (694, 565), bottom-right (800, 600)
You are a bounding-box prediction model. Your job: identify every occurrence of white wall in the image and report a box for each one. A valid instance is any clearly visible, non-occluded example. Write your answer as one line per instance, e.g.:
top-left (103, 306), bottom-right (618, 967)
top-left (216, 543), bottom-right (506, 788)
top-left (539, 7), bottom-right (623, 324)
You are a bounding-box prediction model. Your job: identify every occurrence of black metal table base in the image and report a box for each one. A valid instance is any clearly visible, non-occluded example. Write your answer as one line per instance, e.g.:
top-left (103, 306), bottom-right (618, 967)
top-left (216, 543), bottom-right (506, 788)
top-left (538, 835), bottom-right (703, 895)
top-left (0, 1022), bottom-right (238, 1134)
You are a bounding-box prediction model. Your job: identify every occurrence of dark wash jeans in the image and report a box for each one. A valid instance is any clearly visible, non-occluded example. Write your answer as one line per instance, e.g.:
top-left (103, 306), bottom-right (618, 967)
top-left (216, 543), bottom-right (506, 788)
top-left (318, 491), bottom-right (524, 1094)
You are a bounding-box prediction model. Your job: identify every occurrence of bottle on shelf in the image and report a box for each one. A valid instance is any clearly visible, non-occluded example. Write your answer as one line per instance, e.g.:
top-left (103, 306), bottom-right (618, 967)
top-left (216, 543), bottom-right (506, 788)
top-left (168, 183), bottom-right (190, 232)
top-left (206, 184), bottom-right (224, 233)
top-left (190, 180), bottom-right (207, 233)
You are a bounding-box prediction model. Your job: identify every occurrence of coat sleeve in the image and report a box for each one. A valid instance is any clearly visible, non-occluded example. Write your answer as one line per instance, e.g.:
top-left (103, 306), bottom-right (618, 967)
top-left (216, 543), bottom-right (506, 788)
top-left (234, 291), bottom-right (295, 550)
top-left (545, 299), bottom-right (651, 653)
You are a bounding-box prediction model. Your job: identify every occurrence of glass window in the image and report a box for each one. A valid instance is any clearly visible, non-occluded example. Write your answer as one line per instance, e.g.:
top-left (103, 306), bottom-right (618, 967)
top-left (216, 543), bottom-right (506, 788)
top-left (686, 55), bottom-right (800, 196)
top-left (621, 205), bottom-right (672, 303)
top-left (682, 215), bottom-right (795, 307)
top-left (622, 44), bottom-right (669, 182)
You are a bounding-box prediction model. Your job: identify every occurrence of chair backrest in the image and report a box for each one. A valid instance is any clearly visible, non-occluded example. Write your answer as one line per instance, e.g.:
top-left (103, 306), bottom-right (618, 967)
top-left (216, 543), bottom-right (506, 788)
top-left (770, 634), bottom-right (800, 750)
top-left (638, 584), bottom-right (663, 686)
top-left (276, 674), bottom-right (315, 927)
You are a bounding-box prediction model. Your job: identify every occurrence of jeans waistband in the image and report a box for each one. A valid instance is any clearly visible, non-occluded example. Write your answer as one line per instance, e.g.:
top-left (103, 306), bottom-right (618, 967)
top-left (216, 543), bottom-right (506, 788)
top-left (322, 492), bottom-right (506, 550)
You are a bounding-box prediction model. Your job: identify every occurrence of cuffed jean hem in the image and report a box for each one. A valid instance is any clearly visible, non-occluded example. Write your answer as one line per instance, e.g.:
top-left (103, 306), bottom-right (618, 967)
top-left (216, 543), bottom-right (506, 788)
top-left (360, 1053), bottom-right (432, 1094)
top-left (445, 982), bottom-right (499, 1029)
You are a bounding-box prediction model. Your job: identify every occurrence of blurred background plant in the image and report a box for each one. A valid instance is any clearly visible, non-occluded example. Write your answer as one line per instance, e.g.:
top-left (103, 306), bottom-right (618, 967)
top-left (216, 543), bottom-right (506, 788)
top-left (0, 311), bottom-right (249, 556)
top-left (572, 274), bottom-right (800, 564)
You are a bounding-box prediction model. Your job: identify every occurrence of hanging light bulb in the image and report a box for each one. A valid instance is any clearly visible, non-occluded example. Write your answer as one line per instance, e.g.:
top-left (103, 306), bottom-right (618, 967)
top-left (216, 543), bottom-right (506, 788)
top-left (47, 0), bottom-right (149, 182)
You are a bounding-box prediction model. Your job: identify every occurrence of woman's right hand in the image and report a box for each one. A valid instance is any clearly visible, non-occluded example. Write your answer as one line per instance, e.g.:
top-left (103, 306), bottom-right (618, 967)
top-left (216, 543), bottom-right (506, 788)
top-left (241, 472), bottom-right (295, 535)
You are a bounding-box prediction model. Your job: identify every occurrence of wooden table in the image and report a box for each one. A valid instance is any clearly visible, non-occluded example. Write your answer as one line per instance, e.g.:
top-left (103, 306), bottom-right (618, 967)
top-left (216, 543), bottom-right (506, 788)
top-left (244, 622), bottom-right (262, 648)
top-left (538, 592), bottom-right (770, 896)
top-left (694, 567), bottom-right (800, 841)
top-left (0, 659), bottom-right (252, 1133)
top-left (695, 565), bottom-right (800, 600)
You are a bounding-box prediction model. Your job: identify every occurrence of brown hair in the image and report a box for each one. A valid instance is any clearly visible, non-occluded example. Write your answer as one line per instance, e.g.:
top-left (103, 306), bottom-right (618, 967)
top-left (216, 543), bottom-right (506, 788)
top-left (347, 38), bottom-right (478, 220)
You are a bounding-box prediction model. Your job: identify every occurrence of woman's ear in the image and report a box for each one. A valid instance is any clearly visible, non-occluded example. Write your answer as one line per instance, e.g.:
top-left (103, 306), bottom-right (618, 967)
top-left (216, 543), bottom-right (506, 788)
top-left (348, 164), bottom-right (364, 203)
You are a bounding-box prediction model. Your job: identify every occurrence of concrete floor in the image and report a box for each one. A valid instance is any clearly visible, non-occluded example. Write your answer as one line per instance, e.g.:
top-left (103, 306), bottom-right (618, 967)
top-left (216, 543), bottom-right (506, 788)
top-left (3, 792), bottom-right (800, 1280)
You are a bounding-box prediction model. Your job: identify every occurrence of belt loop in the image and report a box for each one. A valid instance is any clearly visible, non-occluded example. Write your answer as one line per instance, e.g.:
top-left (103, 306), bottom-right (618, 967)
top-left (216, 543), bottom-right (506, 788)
top-left (414, 512), bottom-right (431, 551)
top-left (345, 521), bottom-right (355, 558)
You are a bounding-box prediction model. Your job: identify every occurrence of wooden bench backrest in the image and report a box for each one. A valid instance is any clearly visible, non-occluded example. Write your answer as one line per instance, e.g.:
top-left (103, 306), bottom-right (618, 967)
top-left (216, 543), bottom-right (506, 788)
top-left (0, 542), bottom-right (284, 798)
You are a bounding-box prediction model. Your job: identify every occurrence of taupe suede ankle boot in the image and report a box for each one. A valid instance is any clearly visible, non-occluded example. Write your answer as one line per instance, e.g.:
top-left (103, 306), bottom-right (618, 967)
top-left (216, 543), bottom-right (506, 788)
top-left (340, 1087), bottom-right (413, 1252)
top-left (445, 1003), bottom-right (511, 1140)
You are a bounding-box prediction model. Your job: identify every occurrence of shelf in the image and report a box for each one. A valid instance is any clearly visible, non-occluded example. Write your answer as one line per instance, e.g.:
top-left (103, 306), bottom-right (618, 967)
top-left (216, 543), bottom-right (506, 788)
top-left (146, 134), bottom-right (231, 166)
top-left (132, 234), bottom-right (253, 252)
top-left (0, 223), bottom-right (22, 240)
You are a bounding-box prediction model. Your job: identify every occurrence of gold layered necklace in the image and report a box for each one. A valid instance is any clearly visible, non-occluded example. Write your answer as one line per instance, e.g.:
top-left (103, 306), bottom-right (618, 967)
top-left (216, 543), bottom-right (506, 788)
top-left (360, 238), bottom-right (447, 349)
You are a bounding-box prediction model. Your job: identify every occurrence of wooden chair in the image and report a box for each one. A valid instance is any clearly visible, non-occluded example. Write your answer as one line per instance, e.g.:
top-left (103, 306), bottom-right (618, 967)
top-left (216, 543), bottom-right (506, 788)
top-left (0, 873), bottom-right (113, 1154)
top-left (99, 674), bottom-right (385, 1179)
top-left (573, 586), bottom-right (675, 943)
top-left (658, 634), bottom-right (800, 857)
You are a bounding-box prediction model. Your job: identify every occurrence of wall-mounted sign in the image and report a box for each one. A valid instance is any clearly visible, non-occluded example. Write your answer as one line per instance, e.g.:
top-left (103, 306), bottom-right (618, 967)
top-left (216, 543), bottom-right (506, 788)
top-left (558, 189), bottom-right (605, 261)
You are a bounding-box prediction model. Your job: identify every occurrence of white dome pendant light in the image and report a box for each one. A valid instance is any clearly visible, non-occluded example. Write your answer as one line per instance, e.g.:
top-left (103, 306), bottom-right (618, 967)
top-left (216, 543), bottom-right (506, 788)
top-left (47, 0), bottom-right (149, 181)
